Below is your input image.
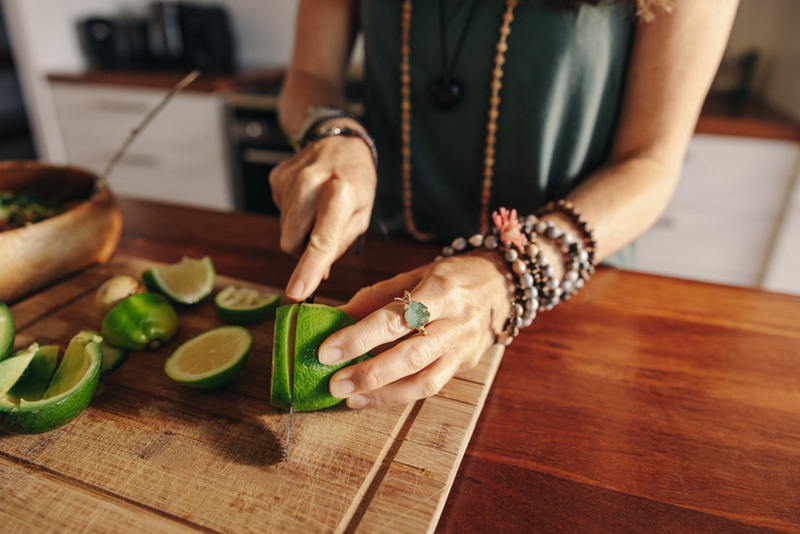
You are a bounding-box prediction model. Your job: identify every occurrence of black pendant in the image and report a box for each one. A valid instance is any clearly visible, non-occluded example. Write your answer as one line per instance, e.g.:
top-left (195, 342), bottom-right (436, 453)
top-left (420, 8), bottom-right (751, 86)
top-left (430, 75), bottom-right (463, 111)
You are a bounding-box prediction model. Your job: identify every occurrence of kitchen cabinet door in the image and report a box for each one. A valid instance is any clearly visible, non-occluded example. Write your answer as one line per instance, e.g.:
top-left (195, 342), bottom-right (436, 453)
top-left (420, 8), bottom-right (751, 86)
top-left (633, 134), bottom-right (800, 287)
top-left (50, 82), bottom-right (235, 211)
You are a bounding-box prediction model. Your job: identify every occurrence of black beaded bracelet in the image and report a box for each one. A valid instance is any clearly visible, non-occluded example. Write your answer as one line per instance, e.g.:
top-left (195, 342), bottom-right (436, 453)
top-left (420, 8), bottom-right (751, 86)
top-left (437, 205), bottom-right (596, 345)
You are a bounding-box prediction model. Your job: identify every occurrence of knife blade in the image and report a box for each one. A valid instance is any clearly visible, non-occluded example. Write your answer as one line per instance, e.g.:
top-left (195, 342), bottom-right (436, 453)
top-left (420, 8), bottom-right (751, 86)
top-left (284, 401), bottom-right (294, 463)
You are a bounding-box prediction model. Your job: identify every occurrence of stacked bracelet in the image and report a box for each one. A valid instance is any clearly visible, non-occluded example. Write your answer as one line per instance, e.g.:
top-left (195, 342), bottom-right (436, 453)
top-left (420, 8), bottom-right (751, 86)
top-left (302, 125), bottom-right (379, 169)
top-left (438, 204), bottom-right (597, 345)
top-left (294, 105), bottom-right (379, 169)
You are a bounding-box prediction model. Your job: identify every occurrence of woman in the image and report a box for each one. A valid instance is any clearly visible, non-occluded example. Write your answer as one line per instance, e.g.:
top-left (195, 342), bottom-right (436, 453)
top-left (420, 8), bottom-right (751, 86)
top-left (269, 0), bottom-right (739, 409)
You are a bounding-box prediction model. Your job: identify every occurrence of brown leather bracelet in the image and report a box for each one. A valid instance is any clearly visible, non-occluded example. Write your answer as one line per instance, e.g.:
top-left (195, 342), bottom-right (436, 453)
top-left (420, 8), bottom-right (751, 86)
top-left (301, 125), bottom-right (379, 169)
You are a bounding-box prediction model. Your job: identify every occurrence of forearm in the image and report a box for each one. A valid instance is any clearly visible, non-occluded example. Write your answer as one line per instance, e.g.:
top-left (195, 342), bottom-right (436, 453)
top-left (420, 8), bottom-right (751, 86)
top-left (563, 155), bottom-right (681, 263)
top-left (556, 0), bottom-right (739, 264)
top-left (277, 0), bottom-right (360, 138)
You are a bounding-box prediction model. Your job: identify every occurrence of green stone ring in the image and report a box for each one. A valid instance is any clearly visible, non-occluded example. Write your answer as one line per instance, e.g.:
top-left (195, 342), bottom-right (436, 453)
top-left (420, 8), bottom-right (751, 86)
top-left (394, 290), bottom-right (431, 335)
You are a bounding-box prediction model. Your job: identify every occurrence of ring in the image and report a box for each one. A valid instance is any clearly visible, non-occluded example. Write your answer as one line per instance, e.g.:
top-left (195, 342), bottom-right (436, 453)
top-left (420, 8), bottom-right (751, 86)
top-left (394, 290), bottom-right (431, 335)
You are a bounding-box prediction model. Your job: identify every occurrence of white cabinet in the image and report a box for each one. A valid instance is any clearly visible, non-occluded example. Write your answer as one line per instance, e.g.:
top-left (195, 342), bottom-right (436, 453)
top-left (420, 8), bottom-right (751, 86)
top-left (762, 172), bottom-right (800, 295)
top-left (633, 134), bottom-right (800, 289)
top-left (50, 82), bottom-right (235, 211)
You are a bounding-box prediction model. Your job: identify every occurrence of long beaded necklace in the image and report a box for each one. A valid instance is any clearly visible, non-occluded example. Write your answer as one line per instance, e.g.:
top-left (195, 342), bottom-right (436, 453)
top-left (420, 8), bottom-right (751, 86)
top-left (400, 0), bottom-right (519, 242)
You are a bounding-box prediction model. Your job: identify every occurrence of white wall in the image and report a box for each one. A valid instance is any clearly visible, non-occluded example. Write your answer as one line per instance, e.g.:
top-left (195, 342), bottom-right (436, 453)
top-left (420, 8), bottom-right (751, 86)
top-left (0, 0), bottom-right (299, 161)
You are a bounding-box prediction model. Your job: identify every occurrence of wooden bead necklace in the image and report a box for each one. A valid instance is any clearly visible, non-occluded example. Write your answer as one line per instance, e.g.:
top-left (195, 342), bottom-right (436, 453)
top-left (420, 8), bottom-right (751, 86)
top-left (400, 0), bottom-right (519, 242)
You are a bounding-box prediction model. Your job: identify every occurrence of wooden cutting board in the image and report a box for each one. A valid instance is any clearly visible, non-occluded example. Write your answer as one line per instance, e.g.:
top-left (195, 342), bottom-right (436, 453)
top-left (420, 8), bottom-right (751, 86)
top-left (0, 254), bottom-right (504, 534)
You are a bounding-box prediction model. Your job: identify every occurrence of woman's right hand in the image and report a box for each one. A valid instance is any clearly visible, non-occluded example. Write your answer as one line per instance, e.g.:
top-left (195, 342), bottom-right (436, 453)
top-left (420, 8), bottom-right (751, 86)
top-left (269, 124), bottom-right (377, 302)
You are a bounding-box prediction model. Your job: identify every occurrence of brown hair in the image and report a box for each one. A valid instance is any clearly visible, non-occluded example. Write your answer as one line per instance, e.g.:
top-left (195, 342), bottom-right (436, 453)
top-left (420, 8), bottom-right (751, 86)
top-left (552, 0), bottom-right (674, 21)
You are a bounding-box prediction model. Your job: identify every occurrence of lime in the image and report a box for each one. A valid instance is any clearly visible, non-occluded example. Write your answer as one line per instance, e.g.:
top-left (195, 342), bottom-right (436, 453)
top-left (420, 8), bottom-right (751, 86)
top-left (8, 344), bottom-right (59, 401)
top-left (0, 343), bottom-right (39, 395)
top-left (270, 304), bottom-right (297, 411)
top-left (0, 331), bottom-right (102, 434)
top-left (143, 256), bottom-right (215, 305)
top-left (0, 303), bottom-right (14, 361)
top-left (164, 326), bottom-right (252, 389)
top-left (100, 342), bottom-right (127, 378)
top-left (101, 292), bottom-right (178, 351)
top-left (215, 285), bottom-right (281, 325)
top-left (271, 303), bottom-right (370, 412)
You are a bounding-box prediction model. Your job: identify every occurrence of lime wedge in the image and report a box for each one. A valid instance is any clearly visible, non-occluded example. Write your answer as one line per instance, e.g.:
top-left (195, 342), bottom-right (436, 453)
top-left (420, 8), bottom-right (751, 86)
top-left (8, 344), bottom-right (59, 401)
top-left (143, 256), bottom-right (215, 305)
top-left (164, 326), bottom-right (252, 389)
top-left (215, 285), bottom-right (281, 325)
top-left (100, 342), bottom-right (127, 378)
top-left (0, 331), bottom-right (102, 434)
top-left (0, 343), bottom-right (39, 395)
top-left (271, 303), bottom-right (370, 412)
top-left (0, 303), bottom-right (14, 361)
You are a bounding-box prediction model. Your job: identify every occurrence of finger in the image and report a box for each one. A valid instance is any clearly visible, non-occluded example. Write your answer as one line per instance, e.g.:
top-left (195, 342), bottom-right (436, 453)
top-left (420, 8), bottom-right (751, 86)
top-left (285, 177), bottom-right (359, 301)
top-left (339, 266), bottom-right (427, 319)
top-left (320, 277), bottom-right (441, 366)
top-left (278, 167), bottom-right (325, 255)
top-left (345, 349), bottom-right (463, 409)
top-left (327, 318), bottom-right (459, 398)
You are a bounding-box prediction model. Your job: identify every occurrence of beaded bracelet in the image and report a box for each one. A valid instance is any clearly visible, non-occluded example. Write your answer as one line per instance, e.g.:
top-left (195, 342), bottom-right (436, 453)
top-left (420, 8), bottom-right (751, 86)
top-left (437, 204), bottom-right (596, 345)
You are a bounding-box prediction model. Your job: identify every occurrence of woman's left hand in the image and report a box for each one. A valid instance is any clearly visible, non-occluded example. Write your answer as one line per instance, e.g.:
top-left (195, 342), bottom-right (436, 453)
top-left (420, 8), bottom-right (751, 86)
top-left (318, 250), bottom-right (514, 408)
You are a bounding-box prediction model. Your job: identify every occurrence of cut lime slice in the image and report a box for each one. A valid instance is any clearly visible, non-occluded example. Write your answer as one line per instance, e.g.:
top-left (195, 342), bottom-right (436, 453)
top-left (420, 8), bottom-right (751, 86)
top-left (143, 256), bottom-right (215, 305)
top-left (271, 303), bottom-right (370, 412)
top-left (100, 342), bottom-right (127, 378)
top-left (164, 326), bottom-right (252, 389)
top-left (0, 303), bottom-right (14, 361)
top-left (0, 343), bottom-right (39, 396)
top-left (0, 331), bottom-right (102, 434)
top-left (215, 285), bottom-right (281, 325)
top-left (8, 344), bottom-right (59, 401)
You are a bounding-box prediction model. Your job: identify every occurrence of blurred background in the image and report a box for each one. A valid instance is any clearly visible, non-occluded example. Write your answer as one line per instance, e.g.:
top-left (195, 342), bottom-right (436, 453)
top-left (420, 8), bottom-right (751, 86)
top-left (0, 0), bottom-right (798, 295)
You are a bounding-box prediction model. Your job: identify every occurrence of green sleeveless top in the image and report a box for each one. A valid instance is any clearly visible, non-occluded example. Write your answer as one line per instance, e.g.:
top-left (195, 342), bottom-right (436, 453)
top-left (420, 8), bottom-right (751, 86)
top-left (360, 0), bottom-right (636, 266)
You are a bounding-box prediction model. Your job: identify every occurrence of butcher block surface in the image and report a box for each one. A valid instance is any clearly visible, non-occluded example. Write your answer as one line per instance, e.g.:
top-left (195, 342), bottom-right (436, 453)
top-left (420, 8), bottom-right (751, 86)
top-left (0, 255), bottom-right (503, 534)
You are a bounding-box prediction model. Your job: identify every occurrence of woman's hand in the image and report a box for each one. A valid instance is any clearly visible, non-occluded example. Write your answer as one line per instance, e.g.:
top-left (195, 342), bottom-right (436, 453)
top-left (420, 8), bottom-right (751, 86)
top-left (269, 126), bottom-right (377, 301)
top-left (318, 250), bottom-right (515, 408)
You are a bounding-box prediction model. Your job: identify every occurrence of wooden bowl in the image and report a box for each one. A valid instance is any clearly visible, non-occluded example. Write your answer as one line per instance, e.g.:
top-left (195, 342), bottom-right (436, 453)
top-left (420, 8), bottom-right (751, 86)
top-left (0, 161), bottom-right (123, 304)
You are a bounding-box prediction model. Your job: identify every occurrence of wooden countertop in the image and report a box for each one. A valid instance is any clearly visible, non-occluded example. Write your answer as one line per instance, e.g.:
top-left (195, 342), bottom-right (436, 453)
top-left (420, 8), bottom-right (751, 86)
top-left (107, 198), bottom-right (800, 533)
top-left (47, 68), bottom-right (284, 94)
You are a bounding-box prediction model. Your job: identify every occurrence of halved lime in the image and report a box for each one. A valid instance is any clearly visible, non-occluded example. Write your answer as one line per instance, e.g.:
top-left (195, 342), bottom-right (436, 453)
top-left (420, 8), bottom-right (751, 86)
top-left (143, 256), bottom-right (215, 305)
top-left (100, 342), bottom-right (127, 378)
top-left (164, 326), bottom-right (252, 389)
top-left (8, 344), bottom-right (59, 401)
top-left (0, 343), bottom-right (39, 395)
top-left (0, 303), bottom-right (14, 361)
top-left (271, 303), bottom-right (370, 412)
top-left (215, 285), bottom-right (281, 325)
top-left (0, 331), bottom-right (102, 434)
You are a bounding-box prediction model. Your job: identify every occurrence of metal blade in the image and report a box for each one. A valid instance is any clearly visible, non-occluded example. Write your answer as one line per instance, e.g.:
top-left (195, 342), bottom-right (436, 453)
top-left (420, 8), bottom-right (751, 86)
top-left (284, 401), bottom-right (294, 462)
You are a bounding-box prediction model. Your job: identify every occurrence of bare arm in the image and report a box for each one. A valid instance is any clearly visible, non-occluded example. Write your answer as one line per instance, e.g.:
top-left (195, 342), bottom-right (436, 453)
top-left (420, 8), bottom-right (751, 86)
top-left (562, 0), bottom-right (740, 262)
top-left (277, 0), bottom-right (360, 137)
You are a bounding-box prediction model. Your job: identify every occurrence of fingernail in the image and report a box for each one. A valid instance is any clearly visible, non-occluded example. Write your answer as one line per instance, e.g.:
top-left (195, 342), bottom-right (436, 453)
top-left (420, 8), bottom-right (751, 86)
top-left (286, 280), bottom-right (304, 300)
top-left (348, 395), bottom-right (369, 409)
top-left (330, 379), bottom-right (355, 398)
top-left (319, 346), bottom-right (343, 365)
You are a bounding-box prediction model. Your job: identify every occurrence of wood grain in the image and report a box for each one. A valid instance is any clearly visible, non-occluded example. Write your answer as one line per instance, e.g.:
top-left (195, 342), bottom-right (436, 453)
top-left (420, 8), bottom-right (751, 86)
top-left (5, 198), bottom-right (800, 533)
top-left (0, 254), bottom-right (501, 533)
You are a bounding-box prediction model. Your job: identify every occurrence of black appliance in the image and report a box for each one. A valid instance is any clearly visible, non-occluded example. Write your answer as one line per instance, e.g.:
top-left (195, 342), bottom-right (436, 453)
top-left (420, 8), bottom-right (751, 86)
top-left (79, 2), bottom-right (236, 71)
top-left (149, 2), bottom-right (236, 70)
top-left (80, 16), bottom-right (151, 69)
top-left (227, 97), bottom-right (293, 215)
